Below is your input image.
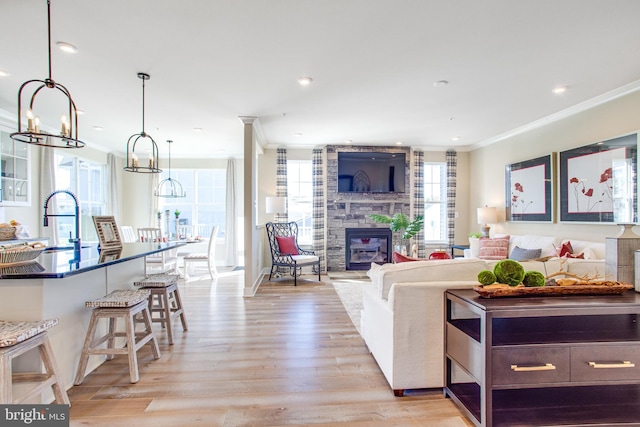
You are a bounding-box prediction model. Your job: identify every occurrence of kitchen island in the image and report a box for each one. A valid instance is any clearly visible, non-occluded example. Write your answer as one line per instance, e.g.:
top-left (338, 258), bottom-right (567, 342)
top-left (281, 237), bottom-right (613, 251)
top-left (0, 242), bottom-right (185, 401)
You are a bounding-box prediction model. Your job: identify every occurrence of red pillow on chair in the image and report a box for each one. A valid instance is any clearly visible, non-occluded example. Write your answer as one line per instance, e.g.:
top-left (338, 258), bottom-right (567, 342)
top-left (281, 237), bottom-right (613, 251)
top-left (276, 236), bottom-right (299, 255)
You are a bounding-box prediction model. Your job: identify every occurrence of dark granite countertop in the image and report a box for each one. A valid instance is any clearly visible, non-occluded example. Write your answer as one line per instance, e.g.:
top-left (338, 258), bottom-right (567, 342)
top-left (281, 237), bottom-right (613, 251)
top-left (0, 241), bottom-right (186, 279)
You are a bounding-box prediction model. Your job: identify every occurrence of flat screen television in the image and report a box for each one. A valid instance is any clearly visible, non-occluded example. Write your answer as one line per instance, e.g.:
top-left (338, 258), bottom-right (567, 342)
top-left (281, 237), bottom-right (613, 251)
top-left (337, 151), bottom-right (406, 193)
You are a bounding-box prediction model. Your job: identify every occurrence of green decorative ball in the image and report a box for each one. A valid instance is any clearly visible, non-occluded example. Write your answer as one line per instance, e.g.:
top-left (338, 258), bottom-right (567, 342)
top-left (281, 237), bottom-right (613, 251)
top-left (477, 270), bottom-right (496, 285)
top-left (523, 271), bottom-right (546, 287)
top-left (493, 259), bottom-right (525, 287)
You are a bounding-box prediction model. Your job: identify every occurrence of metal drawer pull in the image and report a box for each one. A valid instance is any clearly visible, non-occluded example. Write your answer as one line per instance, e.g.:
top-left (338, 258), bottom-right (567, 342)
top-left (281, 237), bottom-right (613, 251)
top-left (510, 363), bottom-right (556, 372)
top-left (588, 361), bottom-right (635, 369)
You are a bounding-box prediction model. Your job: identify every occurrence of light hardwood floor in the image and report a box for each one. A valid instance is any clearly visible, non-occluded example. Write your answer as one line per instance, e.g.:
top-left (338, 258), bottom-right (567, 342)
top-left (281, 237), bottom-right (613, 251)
top-left (68, 271), bottom-right (473, 426)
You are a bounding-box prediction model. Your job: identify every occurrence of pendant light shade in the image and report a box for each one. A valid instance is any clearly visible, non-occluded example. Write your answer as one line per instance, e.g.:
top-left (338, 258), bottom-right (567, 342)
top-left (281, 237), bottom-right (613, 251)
top-left (155, 140), bottom-right (186, 198)
top-left (124, 73), bottom-right (161, 174)
top-left (10, 0), bottom-right (85, 148)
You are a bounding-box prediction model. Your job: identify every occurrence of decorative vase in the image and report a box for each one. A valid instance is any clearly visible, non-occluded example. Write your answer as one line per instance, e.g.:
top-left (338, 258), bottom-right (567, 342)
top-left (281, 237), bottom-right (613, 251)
top-left (469, 237), bottom-right (480, 258)
top-left (606, 223), bottom-right (640, 285)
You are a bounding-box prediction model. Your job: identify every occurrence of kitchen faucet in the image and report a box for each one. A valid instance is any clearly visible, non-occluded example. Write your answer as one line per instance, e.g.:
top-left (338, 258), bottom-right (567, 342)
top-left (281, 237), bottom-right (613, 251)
top-left (43, 190), bottom-right (81, 258)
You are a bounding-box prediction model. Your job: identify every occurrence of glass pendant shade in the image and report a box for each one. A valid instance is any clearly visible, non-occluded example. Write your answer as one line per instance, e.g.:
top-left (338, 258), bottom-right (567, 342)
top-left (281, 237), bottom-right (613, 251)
top-left (124, 73), bottom-right (161, 174)
top-left (155, 140), bottom-right (186, 198)
top-left (10, 0), bottom-right (85, 148)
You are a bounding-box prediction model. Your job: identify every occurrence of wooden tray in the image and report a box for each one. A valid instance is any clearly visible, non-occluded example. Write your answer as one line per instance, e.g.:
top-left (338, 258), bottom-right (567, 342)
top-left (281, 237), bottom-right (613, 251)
top-left (474, 282), bottom-right (634, 298)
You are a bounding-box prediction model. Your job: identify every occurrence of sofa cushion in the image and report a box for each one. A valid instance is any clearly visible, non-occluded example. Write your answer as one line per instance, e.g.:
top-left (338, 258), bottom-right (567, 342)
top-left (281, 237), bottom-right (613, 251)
top-left (479, 236), bottom-right (510, 260)
top-left (369, 258), bottom-right (489, 299)
top-left (518, 235), bottom-right (561, 258)
top-left (275, 236), bottom-right (299, 255)
top-left (510, 245), bottom-right (542, 261)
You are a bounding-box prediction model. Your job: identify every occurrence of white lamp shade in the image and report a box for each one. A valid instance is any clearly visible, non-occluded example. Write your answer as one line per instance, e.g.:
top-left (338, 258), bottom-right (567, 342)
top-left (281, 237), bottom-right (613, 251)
top-left (266, 196), bottom-right (287, 214)
top-left (477, 206), bottom-right (497, 225)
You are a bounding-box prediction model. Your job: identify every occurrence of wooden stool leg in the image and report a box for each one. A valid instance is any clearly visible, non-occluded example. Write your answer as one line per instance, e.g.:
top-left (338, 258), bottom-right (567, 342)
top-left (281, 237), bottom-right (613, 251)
top-left (75, 310), bottom-right (100, 385)
top-left (124, 310), bottom-right (140, 383)
top-left (0, 351), bottom-right (12, 404)
top-left (172, 288), bottom-right (188, 331)
top-left (141, 306), bottom-right (161, 359)
top-left (39, 337), bottom-right (70, 405)
top-left (159, 290), bottom-right (174, 344)
top-left (106, 316), bottom-right (116, 361)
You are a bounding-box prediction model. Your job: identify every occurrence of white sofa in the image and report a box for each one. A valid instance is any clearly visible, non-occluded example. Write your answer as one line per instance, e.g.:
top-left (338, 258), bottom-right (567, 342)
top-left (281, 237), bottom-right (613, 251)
top-left (362, 235), bottom-right (606, 396)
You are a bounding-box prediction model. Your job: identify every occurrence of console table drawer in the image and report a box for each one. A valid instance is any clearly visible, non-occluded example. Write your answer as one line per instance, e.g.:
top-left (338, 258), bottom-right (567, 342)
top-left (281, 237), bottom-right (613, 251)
top-left (493, 347), bottom-right (570, 385)
top-left (571, 345), bottom-right (640, 382)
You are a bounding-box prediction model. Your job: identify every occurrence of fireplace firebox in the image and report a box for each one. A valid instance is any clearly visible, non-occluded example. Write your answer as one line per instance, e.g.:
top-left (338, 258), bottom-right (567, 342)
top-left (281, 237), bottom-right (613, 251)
top-left (345, 228), bottom-right (392, 270)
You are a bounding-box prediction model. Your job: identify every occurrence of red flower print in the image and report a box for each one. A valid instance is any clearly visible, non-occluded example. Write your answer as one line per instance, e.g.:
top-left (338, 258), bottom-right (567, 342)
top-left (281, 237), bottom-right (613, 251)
top-left (584, 188), bottom-right (594, 197)
top-left (512, 195), bottom-right (518, 202)
top-left (569, 177), bottom-right (579, 184)
top-left (514, 183), bottom-right (523, 192)
top-left (599, 168), bottom-right (612, 183)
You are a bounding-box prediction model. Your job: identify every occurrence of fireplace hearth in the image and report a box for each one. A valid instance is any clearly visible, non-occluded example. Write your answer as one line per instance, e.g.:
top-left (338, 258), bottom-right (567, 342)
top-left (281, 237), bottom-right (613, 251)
top-left (345, 228), bottom-right (392, 270)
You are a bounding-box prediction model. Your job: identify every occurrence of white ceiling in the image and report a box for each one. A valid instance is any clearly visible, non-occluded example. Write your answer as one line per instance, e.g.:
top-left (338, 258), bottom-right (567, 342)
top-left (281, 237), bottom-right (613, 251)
top-left (1, 0), bottom-right (640, 159)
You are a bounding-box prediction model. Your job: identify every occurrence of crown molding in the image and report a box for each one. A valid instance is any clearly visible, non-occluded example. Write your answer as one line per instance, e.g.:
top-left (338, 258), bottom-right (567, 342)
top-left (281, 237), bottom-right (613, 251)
top-left (471, 79), bottom-right (640, 150)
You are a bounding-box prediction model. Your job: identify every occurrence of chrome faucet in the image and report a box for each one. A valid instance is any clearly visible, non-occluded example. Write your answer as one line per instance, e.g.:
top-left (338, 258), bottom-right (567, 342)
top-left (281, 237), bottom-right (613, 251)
top-left (43, 190), bottom-right (81, 257)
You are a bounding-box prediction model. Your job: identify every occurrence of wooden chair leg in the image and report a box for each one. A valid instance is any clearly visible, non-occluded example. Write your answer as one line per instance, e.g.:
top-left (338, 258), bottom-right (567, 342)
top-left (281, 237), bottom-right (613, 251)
top-left (124, 310), bottom-right (139, 383)
top-left (39, 338), bottom-right (70, 405)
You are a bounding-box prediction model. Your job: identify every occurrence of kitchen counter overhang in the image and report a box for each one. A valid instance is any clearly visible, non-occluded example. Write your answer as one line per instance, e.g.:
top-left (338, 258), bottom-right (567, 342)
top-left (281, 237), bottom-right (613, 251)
top-left (0, 241), bottom-right (186, 279)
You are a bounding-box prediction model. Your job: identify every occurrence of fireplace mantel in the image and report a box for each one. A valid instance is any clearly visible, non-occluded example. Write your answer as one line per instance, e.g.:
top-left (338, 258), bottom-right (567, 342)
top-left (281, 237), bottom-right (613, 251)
top-left (334, 199), bottom-right (397, 215)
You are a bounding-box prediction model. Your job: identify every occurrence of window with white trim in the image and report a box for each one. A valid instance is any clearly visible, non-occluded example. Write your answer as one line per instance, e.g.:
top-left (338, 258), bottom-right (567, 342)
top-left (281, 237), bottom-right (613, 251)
top-left (423, 162), bottom-right (447, 243)
top-left (287, 160), bottom-right (313, 245)
top-left (53, 154), bottom-right (107, 244)
top-left (157, 168), bottom-right (226, 238)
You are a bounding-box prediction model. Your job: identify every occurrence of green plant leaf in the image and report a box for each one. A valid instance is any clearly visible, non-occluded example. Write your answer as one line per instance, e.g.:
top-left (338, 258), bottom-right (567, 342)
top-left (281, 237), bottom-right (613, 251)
top-left (369, 214), bottom-right (393, 224)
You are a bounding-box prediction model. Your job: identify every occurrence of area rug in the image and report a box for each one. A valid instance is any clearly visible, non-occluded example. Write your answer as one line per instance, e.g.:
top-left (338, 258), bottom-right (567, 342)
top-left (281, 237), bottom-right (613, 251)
top-left (332, 278), bottom-right (368, 335)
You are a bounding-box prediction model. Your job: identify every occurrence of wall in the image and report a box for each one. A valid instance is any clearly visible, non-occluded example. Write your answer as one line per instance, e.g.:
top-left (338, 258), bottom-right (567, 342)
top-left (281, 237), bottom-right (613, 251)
top-left (469, 89), bottom-right (640, 242)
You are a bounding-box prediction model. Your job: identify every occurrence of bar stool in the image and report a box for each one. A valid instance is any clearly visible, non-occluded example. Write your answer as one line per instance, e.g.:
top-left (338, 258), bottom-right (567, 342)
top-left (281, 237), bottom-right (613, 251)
top-left (134, 273), bottom-right (188, 345)
top-left (74, 289), bottom-right (160, 385)
top-left (0, 319), bottom-right (70, 405)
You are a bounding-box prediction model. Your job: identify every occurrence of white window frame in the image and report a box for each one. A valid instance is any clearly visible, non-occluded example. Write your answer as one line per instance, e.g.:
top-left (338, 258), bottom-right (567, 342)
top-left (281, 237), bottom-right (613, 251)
top-left (423, 162), bottom-right (448, 244)
top-left (286, 160), bottom-right (313, 246)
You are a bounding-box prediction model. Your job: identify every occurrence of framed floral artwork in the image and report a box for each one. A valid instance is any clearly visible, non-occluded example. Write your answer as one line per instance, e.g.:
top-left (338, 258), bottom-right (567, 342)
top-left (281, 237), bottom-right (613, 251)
top-left (559, 132), bottom-right (638, 223)
top-left (505, 154), bottom-right (554, 222)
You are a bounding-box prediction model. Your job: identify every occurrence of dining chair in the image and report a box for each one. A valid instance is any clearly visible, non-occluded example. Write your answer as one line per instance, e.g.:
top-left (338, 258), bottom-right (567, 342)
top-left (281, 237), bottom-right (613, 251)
top-left (183, 225), bottom-right (219, 280)
top-left (137, 228), bottom-right (177, 274)
top-left (120, 225), bottom-right (137, 243)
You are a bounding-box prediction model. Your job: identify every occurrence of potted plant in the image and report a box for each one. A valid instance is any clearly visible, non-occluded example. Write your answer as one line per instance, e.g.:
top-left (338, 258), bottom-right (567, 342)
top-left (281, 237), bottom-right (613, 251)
top-left (174, 209), bottom-right (181, 219)
top-left (370, 213), bottom-right (424, 255)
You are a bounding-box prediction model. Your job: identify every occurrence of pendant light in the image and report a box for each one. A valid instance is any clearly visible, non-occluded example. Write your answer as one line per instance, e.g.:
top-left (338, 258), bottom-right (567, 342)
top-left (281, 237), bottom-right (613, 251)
top-left (10, 0), bottom-right (85, 148)
top-left (155, 140), bottom-right (186, 198)
top-left (123, 73), bottom-right (161, 173)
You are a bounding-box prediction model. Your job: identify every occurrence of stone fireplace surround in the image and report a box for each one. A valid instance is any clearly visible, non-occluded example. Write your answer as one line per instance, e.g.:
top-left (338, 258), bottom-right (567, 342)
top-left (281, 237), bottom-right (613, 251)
top-left (326, 145), bottom-right (412, 271)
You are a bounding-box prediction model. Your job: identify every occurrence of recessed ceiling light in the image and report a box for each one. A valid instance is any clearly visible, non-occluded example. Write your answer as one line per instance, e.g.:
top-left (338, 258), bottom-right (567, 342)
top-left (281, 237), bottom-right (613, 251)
top-left (294, 132), bottom-right (302, 137)
top-left (452, 136), bottom-right (460, 141)
top-left (56, 41), bottom-right (78, 53)
top-left (552, 86), bottom-right (567, 94)
top-left (344, 140), bottom-right (352, 144)
top-left (0, 69), bottom-right (9, 77)
top-left (298, 76), bottom-right (313, 86)
top-left (433, 80), bottom-right (449, 87)
top-left (92, 126), bottom-right (103, 131)
top-left (395, 141), bottom-right (402, 145)
top-left (193, 127), bottom-right (203, 132)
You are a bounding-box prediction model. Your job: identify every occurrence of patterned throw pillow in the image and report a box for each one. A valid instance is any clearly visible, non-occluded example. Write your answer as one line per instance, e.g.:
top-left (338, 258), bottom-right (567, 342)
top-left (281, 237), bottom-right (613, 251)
top-left (510, 245), bottom-right (542, 261)
top-left (275, 236), bottom-right (299, 255)
top-left (557, 241), bottom-right (585, 258)
top-left (478, 235), bottom-right (510, 260)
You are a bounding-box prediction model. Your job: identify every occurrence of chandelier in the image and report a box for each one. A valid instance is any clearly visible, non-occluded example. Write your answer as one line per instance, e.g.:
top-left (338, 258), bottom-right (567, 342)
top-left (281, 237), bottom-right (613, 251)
top-left (155, 140), bottom-right (186, 198)
top-left (123, 73), bottom-right (161, 173)
top-left (10, 0), bottom-right (85, 148)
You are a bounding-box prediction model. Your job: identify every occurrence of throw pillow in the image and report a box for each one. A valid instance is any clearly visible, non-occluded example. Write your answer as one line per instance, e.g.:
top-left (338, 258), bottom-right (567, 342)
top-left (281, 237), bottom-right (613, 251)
top-left (275, 236), bottom-right (299, 255)
top-left (478, 235), bottom-right (510, 260)
top-left (392, 251), bottom-right (422, 263)
top-left (510, 245), bottom-right (542, 261)
top-left (558, 241), bottom-right (573, 257)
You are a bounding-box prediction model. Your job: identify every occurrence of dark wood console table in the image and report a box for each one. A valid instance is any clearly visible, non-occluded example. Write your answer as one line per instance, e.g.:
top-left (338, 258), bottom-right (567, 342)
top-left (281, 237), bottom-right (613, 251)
top-left (444, 289), bottom-right (640, 427)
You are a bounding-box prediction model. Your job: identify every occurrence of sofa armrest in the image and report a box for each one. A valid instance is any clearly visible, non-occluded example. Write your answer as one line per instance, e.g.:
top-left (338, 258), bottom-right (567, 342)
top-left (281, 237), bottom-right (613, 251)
top-left (383, 280), bottom-right (478, 389)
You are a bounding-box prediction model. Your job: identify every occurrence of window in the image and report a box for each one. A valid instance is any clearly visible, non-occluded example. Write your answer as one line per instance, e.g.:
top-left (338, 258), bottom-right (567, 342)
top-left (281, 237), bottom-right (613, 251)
top-left (423, 162), bottom-right (447, 243)
top-left (287, 160), bottom-right (312, 245)
top-left (157, 169), bottom-right (226, 238)
top-left (53, 154), bottom-right (107, 244)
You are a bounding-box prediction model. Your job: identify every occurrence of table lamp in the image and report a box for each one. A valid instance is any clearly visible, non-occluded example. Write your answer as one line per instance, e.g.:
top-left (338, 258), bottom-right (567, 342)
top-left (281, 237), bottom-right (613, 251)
top-left (266, 196), bottom-right (287, 222)
top-left (477, 206), bottom-right (497, 237)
